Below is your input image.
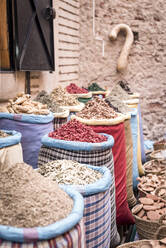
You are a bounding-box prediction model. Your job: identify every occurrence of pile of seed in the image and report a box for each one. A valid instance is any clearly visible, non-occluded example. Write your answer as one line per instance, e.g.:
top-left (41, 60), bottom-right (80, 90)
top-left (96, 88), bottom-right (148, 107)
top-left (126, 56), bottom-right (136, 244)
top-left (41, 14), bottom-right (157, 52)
top-left (111, 83), bottom-right (130, 100)
top-left (51, 87), bottom-right (79, 106)
top-left (0, 162), bottom-right (73, 228)
top-left (137, 174), bottom-right (166, 195)
top-left (5, 93), bottom-right (50, 115)
top-left (35, 90), bottom-right (65, 113)
top-left (132, 196), bottom-right (166, 221)
top-left (77, 97), bottom-right (118, 119)
top-left (143, 160), bottom-right (166, 174)
top-left (66, 83), bottom-right (88, 94)
top-left (105, 95), bottom-right (131, 114)
top-left (39, 160), bottom-right (102, 185)
top-left (49, 119), bottom-right (107, 143)
top-left (88, 83), bottom-right (106, 92)
top-left (0, 131), bottom-right (11, 138)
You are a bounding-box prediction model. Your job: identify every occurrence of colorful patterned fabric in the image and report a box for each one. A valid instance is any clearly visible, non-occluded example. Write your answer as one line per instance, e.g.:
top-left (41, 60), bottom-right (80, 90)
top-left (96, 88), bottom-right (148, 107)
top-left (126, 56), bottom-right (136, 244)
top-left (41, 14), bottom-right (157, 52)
top-left (53, 117), bottom-right (68, 131)
top-left (38, 145), bottom-right (120, 247)
top-left (84, 189), bottom-right (111, 248)
top-left (0, 220), bottom-right (86, 248)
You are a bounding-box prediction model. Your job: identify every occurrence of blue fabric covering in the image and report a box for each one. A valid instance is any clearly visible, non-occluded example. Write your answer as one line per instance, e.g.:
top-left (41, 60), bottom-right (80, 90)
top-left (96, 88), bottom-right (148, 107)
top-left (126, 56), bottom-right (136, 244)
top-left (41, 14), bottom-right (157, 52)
top-left (0, 186), bottom-right (84, 242)
top-left (138, 104), bottom-right (146, 163)
top-left (41, 133), bottom-right (114, 151)
top-left (0, 119), bottom-right (53, 169)
top-left (62, 165), bottom-right (111, 196)
top-left (129, 109), bottom-right (139, 189)
top-left (0, 130), bottom-right (21, 148)
top-left (144, 140), bottom-right (154, 151)
top-left (0, 112), bottom-right (54, 124)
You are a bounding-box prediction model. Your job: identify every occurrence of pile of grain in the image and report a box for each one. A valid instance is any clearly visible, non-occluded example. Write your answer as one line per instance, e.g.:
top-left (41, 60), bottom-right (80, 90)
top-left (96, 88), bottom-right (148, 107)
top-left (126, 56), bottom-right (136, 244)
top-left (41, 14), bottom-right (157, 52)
top-left (51, 87), bottom-right (79, 106)
top-left (111, 83), bottom-right (130, 100)
top-left (39, 160), bottom-right (102, 185)
top-left (77, 96), bottom-right (118, 119)
top-left (0, 163), bottom-right (73, 228)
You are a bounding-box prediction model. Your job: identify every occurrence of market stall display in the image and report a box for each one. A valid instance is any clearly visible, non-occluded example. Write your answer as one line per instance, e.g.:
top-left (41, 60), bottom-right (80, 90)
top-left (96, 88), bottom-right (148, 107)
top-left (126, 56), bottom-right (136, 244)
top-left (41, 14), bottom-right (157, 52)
top-left (0, 162), bottom-right (85, 247)
top-left (143, 160), bottom-right (166, 175)
top-left (87, 83), bottom-right (109, 97)
top-left (39, 160), bottom-right (112, 248)
top-left (71, 99), bottom-right (134, 224)
top-left (153, 139), bottom-right (166, 151)
top-left (38, 121), bottom-right (120, 248)
top-left (51, 86), bottom-right (84, 112)
top-left (0, 130), bottom-right (23, 170)
top-left (0, 94), bottom-right (54, 168)
top-left (132, 196), bottom-right (166, 240)
top-left (150, 149), bottom-right (166, 161)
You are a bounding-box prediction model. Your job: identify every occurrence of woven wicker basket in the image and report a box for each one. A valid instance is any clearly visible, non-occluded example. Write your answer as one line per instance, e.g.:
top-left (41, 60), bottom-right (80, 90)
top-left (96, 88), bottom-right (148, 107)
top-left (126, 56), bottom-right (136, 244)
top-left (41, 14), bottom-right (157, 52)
top-left (150, 149), bottom-right (166, 161)
top-left (155, 186), bottom-right (166, 201)
top-left (132, 213), bottom-right (166, 240)
top-left (143, 159), bottom-right (166, 175)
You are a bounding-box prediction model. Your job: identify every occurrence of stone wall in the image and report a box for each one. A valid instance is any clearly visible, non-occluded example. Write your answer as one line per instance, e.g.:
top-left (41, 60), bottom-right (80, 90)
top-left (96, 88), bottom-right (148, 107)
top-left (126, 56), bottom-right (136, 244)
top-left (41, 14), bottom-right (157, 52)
top-left (79, 0), bottom-right (166, 141)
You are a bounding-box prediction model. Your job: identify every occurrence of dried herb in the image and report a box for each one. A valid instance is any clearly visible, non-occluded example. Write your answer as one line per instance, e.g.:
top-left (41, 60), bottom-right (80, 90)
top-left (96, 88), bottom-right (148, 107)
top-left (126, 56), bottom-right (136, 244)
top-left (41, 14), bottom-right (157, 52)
top-left (49, 119), bottom-right (107, 143)
top-left (39, 160), bottom-right (102, 185)
top-left (66, 83), bottom-right (88, 94)
top-left (88, 83), bottom-right (106, 92)
top-left (51, 87), bottom-right (79, 106)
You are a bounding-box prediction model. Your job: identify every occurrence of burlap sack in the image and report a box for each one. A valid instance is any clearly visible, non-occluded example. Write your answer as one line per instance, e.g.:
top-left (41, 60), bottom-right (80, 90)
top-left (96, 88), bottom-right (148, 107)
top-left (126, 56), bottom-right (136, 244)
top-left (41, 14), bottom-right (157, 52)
top-left (124, 119), bottom-right (137, 208)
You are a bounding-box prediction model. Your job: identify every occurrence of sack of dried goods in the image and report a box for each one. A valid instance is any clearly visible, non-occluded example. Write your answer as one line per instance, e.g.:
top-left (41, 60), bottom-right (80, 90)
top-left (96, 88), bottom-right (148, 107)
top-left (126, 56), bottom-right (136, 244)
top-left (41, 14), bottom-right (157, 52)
top-left (150, 149), bottom-right (166, 161)
top-left (51, 86), bottom-right (85, 112)
top-left (117, 80), bottom-right (140, 99)
top-left (132, 196), bottom-right (166, 240)
top-left (105, 96), bottom-right (136, 208)
top-left (66, 83), bottom-right (92, 98)
top-left (153, 139), bottom-right (166, 151)
top-left (35, 90), bottom-right (69, 130)
top-left (87, 83), bottom-right (110, 97)
top-left (38, 119), bottom-right (120, 248)
top-left (138, 104), bottom-right (146, 164)
top-left (0, 130), bottom-right (23, 170)
top-left (0, 93), bottom-right (54, 168)
top-left (39, 160), bottom-right (112, 248)
top-left (0, 162), bottom-right (85, 247)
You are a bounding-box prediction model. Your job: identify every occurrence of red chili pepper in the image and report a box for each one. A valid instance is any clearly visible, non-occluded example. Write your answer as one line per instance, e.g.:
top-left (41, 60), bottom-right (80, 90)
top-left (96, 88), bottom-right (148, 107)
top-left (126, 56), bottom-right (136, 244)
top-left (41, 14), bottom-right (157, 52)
top-left (66, 83), bottom-right (88, 94)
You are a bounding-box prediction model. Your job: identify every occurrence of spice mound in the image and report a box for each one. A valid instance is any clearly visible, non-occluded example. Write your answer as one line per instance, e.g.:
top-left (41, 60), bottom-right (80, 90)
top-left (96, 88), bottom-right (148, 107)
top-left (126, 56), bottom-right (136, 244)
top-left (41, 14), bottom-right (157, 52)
top-left (51, 86), bottom-right (79, 106)
top-left (88, 83), bottom-right (106, 92)
top-left (49, 119), bottom-right (107, 143)
top-left (0, 130), bottom-right (11, 138)
top-left (39, 160), bottom-right (102, 185)
top-left (66, 83), bottom-right (88, 94)
top-left (35, 90), bottom-right (65, 113)
top-left (0, 163), bottom-right (73, 228)
top-left (76, 97), bottom-right (118, 119)
top-left (5, 93), bottom-right (50, 115)
top-left (106, 95), bottom-right (131, 114)
top-left (111, 83), bottom-right (130, 100)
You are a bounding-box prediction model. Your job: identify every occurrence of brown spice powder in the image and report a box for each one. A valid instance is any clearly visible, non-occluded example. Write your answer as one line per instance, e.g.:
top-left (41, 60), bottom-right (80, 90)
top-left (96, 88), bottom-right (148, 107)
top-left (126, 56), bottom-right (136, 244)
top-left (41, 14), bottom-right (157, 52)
top-left (0, 163), bottom-right (73, 228)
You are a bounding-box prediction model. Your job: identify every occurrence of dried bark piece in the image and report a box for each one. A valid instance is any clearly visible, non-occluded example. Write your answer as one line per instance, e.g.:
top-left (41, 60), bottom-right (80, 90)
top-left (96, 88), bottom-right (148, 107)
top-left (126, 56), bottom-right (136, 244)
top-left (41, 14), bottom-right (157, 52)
top-left (147, 211), bottom-right (160, 221)
top-left (147, 194), bottom-right (159, 201)
top-left (137, 209), bottom-right (145, 218)
top-left (142, 215), bottom-right (148, 220)
top-left (139, 197), bottom-right (154, 205)
top-left (141, 186), bottom-right (154, 192)
top-left (132, 204), bottom-right (143, 215)
top-left (143, 205), bottom-right (158, 211)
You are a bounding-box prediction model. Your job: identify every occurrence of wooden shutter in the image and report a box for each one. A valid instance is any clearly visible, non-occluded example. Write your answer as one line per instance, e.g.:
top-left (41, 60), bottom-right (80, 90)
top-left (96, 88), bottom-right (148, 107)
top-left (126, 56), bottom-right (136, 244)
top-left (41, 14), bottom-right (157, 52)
top-left (0, 0), bottom-right (10, 70)
top-left (14, 0), bottom-right (55, 71)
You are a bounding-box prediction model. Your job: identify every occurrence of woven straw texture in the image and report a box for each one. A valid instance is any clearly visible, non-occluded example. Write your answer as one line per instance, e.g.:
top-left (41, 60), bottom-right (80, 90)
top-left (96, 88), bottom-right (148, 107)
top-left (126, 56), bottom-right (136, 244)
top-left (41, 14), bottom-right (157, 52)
top-left (124, 119), bottom-right (137, 208)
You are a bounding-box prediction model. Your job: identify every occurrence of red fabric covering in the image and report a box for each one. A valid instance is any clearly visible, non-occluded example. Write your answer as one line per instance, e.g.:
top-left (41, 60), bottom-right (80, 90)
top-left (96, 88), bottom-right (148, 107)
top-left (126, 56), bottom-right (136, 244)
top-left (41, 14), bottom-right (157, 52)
top-left (90, 123), bottom-right (135, 225)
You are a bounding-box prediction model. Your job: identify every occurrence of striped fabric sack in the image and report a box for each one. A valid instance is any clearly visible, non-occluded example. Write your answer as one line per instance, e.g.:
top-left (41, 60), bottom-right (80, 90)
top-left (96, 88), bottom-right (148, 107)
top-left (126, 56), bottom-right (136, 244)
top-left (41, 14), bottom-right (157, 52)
top-left (53, 117), bottom-right (68, 130)
top-left (0, 187), bottom-right (86, 248)
top-left (62, 165), bottom-right (112, 248)
top-left (0, 219), bottom-right (85, 248)
top-left (38, 134), bottom-right (120, 248)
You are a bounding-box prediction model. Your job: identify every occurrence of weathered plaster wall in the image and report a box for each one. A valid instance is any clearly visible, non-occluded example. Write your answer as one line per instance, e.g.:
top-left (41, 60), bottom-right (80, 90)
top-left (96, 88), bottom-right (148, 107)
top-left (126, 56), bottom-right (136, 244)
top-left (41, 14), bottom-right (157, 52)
top-left (79, 0), bottom-right (166, 141)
